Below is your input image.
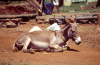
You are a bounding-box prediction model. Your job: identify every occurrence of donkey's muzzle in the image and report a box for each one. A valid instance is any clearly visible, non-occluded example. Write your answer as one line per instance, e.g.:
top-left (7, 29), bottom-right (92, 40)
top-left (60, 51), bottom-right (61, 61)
top-left (75, 37), bottom-right (81, 45)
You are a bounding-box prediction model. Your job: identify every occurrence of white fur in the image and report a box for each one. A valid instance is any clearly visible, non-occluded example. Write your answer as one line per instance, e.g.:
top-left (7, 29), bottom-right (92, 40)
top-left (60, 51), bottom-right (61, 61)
top-left (75, 37), bottom-right (81, 44)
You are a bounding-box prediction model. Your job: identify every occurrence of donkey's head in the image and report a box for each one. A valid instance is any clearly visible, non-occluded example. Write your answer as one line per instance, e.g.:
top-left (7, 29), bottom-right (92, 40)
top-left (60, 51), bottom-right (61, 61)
top-left (64, 16), bottom-right (81, 45)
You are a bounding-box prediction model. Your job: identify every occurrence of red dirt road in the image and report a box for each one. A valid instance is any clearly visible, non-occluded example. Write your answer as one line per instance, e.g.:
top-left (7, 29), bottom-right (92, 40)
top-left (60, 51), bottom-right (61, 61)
top-left (0, 21), bottom-right (100, 65)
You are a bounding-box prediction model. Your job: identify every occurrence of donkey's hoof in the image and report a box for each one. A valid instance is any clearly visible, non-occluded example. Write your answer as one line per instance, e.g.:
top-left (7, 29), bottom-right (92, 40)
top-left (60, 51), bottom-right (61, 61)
top-left (60, 49), bottom-right (63, 52)
top-left (21, 49), bottom-right (30, 53)
top-left (54, 49), bottom-right (63, 52)
top-left (30, 51), bottom-right (34, 54)
top-left (13, 49), bottom-right (18, 52)
top-left (13, 47), bottom-right (19, 52)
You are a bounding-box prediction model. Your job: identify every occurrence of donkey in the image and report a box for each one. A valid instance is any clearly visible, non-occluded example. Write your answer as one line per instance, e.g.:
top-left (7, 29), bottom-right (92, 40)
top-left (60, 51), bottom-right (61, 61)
top-left (13, 16), bottom-right (81, 53)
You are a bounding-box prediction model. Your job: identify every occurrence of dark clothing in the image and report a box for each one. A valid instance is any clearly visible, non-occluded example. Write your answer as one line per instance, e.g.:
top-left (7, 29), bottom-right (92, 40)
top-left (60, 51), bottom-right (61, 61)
top-left (96, 0), bottom-right (100, 7)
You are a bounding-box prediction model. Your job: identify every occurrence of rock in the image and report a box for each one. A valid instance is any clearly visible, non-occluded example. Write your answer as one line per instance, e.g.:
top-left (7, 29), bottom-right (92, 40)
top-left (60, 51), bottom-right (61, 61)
top-left (6, 21), bottom-right (17, 28)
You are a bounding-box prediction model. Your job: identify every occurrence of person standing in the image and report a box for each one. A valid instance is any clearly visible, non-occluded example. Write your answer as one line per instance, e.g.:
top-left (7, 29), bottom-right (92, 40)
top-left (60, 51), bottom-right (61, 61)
top-left (96, 0), bottom-right (100, 8)
top-left (51, 0), bottom-right (62, 14)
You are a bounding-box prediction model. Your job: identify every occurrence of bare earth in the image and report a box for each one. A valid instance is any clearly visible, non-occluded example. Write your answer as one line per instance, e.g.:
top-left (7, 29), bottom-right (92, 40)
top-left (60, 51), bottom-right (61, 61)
top-left (0, 20), bottom-right (100, 65)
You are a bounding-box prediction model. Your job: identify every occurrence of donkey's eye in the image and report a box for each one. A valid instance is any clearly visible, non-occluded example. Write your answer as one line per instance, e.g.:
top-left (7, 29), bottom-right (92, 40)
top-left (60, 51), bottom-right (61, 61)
top-left (72, 31), bottom-right (75, 33)
top-left (72, 31), bottom-right (76, 37)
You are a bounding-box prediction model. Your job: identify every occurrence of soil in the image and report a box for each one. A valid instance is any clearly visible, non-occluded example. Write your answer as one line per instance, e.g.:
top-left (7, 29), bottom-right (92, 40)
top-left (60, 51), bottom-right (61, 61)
top-left (0, 20), bottom-right (100, 65)
top-left (0, 3), bottom-right (36, 15)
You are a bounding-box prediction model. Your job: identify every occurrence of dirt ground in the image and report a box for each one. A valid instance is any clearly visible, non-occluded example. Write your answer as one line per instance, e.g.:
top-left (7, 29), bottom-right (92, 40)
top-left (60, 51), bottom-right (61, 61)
top-left (0, 19), bottom-right (100, 65)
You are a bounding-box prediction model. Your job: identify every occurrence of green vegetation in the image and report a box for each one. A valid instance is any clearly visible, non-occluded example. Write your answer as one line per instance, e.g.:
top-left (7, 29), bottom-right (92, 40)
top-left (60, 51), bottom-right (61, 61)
top-left (59, 2), bottom-right (85, 13)
top-left (0, 1), bottom-right (99, 13)
top-left (0, 61), bottom-right (39, 65)
top-left (44, 1), bottom-right (99, 13)
top-left (56, 2), bottom-right (99, 13)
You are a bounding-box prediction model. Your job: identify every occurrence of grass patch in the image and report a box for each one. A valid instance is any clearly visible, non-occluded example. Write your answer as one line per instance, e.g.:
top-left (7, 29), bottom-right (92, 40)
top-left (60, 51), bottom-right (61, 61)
top-left (54, 2), bottom-right (99, 13)
top-left (0, 61), bottom-right (39, 65)
top-left (0, 1), bottom-right (99, 13)
top-left (59, 2), bottom-right (86, 13)
top-left (44, 1), bottom-right (99, 13)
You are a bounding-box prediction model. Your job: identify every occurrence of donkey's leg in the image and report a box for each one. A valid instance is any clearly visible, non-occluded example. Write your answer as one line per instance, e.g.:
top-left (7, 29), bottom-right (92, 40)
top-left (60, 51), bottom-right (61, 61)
top-left (55, 45), bottom-right (63, 52)
top-left (50, 44), bottom-right (63, 52)
top-left (21, 37), bottom-right (34, 53)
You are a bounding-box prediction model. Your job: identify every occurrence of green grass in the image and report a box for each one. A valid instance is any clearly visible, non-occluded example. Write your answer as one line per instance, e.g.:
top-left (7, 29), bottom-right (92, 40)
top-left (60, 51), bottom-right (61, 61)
top-left (59, 2), bottom-right (86, 13)
top-left (44, 1), bottom-right (99, 13)
top-left (0, 1), bottom-right (99, 13)
top-left (0, 61), bottom-right (39, 65)
top-left (54, 2), bottom-right (100, 13)
top-left (84, 6), bottom-right (100, 13)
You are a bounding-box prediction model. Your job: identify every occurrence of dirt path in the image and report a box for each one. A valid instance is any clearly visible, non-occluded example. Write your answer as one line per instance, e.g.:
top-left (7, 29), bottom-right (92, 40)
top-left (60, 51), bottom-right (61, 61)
top-left (0, 21), bottom-right (100, 65)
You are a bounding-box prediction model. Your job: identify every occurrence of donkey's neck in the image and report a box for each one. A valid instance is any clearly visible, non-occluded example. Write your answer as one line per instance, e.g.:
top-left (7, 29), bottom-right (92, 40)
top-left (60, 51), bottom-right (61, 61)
top-left (56, 28), bottom-right (69, 43)
top-left (60, 25), bottom-right (70, 42)
top-left (56, 31), bottom-right (65, 41)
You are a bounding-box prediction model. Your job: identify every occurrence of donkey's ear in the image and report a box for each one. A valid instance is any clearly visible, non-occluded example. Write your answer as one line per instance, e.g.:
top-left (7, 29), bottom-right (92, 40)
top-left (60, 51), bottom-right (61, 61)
top-left (61, 24), bottom-right (69, 32)
top-left (65, 19), bottom-right (71, 24)
top-left (70, 16), bottom-right (76, 23)
top-left (63, 15), bottom-right (71, 24)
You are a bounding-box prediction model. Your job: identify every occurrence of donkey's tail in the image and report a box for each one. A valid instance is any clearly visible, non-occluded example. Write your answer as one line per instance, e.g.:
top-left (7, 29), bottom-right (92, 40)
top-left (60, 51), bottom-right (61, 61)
top-left (13, 42), bottom-right (16, 51)
top-left (13, 42), bottom-right (19, 52)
